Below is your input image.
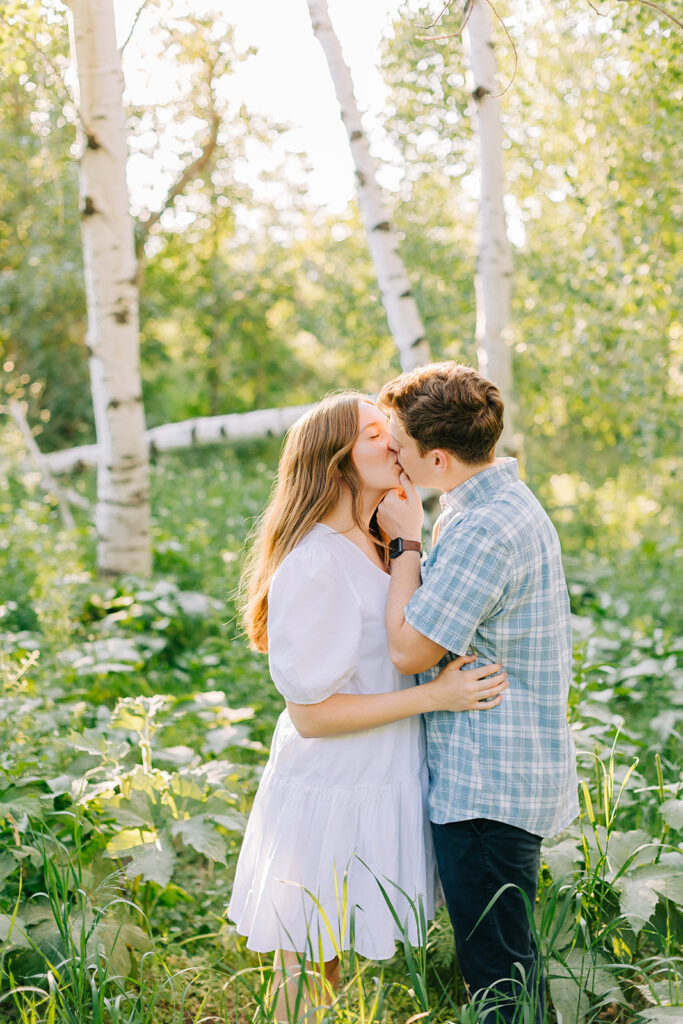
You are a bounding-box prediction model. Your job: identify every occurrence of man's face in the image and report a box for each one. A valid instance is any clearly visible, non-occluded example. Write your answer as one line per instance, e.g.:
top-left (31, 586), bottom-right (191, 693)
top-left (388, 410), bottom-right (431, 487)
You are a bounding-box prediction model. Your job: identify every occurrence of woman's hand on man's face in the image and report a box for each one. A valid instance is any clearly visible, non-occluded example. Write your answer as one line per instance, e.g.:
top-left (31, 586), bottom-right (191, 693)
top-left (376, 471), bottom-right (424, 540)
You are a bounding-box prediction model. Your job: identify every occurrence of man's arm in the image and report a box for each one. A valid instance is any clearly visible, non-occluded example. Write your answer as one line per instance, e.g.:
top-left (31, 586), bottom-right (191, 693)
top-left (385, 550), bottom-right (447, 673)
top-left (377, 474), bottom-right (448, 674)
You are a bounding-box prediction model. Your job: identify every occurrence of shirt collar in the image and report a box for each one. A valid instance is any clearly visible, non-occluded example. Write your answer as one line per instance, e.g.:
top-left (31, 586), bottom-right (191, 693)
top-left (439, 458), bottom-right (519, 512)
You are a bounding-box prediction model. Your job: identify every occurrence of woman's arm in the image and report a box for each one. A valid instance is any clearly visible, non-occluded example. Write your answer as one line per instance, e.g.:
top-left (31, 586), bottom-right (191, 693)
top-left (287, 656), bottom-right (507, 738)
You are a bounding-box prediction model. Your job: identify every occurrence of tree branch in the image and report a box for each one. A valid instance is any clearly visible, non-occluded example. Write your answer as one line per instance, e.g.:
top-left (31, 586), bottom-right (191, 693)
top-left (135, 111), bottom-right (221, 256)
top-left (6, 400), bottom-right (78, 527)
top-left (617, 0), bottom-right (683, 29)
top-left (120, 0), bottom-right (152, 54)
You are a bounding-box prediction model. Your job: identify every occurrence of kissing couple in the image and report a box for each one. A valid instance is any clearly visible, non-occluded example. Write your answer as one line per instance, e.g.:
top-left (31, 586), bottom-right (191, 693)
top-left (228, 360), bottom-right (578, 1023)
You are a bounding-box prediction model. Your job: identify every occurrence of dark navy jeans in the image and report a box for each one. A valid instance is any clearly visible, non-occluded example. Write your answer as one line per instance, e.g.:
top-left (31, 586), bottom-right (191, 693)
top-left (432, 818), bottom-right (545, 1024)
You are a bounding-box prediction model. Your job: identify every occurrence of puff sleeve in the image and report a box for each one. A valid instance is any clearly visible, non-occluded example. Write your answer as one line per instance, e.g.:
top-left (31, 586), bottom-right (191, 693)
top-left (267, 545), bottom-right (362, 705)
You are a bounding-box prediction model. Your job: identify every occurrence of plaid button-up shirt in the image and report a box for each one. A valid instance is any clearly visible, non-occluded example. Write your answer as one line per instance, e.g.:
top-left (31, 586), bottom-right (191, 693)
top-left (405, 459), bottom-right (579, 837)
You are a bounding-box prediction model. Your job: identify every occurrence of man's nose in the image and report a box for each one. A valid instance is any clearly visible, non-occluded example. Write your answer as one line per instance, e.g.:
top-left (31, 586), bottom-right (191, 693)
top-left (387, 437), bottom-right (398, 453)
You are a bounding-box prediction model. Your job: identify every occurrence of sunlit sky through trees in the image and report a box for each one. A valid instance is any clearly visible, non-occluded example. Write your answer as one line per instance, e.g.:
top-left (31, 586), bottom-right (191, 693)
top-left (114, 0), bottom-right (408, 214)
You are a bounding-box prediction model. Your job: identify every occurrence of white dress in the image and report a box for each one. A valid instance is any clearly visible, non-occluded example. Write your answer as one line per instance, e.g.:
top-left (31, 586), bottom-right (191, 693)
top-left (228, 523), bottom-right (435, 961)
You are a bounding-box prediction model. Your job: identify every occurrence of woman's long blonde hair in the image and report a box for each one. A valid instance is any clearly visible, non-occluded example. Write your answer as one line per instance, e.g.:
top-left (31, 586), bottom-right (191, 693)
top-left (240, 392), bottom-right (384, 652)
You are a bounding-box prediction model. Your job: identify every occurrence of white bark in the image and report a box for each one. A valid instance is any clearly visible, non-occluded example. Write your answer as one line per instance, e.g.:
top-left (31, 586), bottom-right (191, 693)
top-left (465, 0), bottom-right (516, 455)
top-left (8, 400), bottom-right (76, 527)
top-left (67, 0), bottom-right (151, 574)
top-left (43, 405), bottom-right (316, 474)
top-left (306, 0), bottom-right (430, 370)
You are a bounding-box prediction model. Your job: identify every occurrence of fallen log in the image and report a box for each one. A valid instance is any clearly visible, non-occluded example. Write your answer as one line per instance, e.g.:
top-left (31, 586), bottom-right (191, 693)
top-left (43, 403), bottom-right (315, 474)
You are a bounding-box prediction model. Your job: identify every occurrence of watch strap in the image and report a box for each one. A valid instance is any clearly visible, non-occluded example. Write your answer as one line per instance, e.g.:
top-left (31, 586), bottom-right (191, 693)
top-left (388, 537), bottom-right (423, 559)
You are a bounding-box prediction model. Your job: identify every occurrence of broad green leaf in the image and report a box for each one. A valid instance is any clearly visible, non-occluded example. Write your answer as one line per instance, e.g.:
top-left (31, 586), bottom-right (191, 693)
top-left (45, 773), bottom-right (76, 795)
top-left (125, 764), bottom-right (168, 797)
top-left (618, 863), bottom-right (683, 932)
top-left (0, 852), bottom-right (19, 883)
top-left (169, 773), bottom-right (204, 801)
top-left (96, 918), bottom-right (153, 976)
top-left (106, 828), bottom-right (158, 855)
top-left (170, 816), bottom-right (227, 863)
top-left (0, 788), bottom-right (46, 820)
top-left (542, 836), bottom-right (583, 880)
top-left (660, 797), bottom-right (683, 831)
top-left (0, 912), bottom-right (28, 946)
top-left (651, 872), bottom-right (683, 907)
top-left (618, 657), bottom-right (674, 681)
top-left (104, 804), bottom-right (150, 829)
top-left (111, 695), bottom-right (172, 732)
top-left (638, 1010), bottom-right (683, 1022)
top-left (554, 948), bottom-right (617, 997)
top-left (547, 973), bottom-right (590, 1024)
top-left (152, 744), bottom-right (196, 766)
top-left (67, 728), bottom-right (128, 760)
top-left (203, 723), bottom-right (248, 754)
top-left (199, 762), bottom-right (239, 785)
top-left (22, 900), bottom-right (54, 926)
top-left (537, 899), bottom-right (577, 957)
top-left (604, 829), bottom-right (655, 879)
top-left (124, 839), bottom-right (176, 888)
top-left (206, 810), bottom-right (246, 832)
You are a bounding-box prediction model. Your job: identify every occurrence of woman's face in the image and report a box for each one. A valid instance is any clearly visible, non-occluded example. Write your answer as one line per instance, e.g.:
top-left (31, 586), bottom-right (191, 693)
top-left (351, 401), bottom-right (401, 494)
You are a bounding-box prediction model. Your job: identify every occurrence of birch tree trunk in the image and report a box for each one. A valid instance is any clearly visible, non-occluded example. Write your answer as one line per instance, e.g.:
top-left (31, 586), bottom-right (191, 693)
top-left (67, 0), bottom-right (151, 574)
top-left (306, 0), bottom-right (430, 370)
top-left (465, 0), bottom-right (517, 455)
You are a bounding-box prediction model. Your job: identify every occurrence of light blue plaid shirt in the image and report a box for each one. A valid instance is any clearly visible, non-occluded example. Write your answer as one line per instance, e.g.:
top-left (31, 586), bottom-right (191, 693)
top-left (405, 459), bottom-right (579, 837)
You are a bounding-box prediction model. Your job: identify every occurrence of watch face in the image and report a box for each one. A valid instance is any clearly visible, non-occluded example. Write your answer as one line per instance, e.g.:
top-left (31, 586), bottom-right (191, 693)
top-left (388, 538), bottom-right (420, 559)
top-left (388, 538), bottom-right (403, 559)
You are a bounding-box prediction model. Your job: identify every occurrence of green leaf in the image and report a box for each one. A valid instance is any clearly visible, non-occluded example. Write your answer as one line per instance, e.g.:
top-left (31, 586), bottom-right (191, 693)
top-left (0, 787), bottom-right (47, 820)
top-left (169, 774), bottom-right (204, 801)
top-left (542, 835), bottom-right (582, 880)
top-left (151, 744), bottom-right (196, 766)
top-left (619, 863), bottom-right (683, 933)
top-left (0, 851), bottom-right (20, 883)
top-left (637, 1010), bottom-right (683, 1022)
top-left (547, 973), bottom-right (590, 1024)
top-left (106, 828), bottom-right (158, 855)
top-left (604, 829), bottom-right (655, 879)
top-left (660, 797), bottom-right (683, 831)
top-left (96, 918), bottom-right (153, 976)
top-left (554, 948), bottom-right (617, 997)
top-left (618, 657), bottom-right (668, 681)
top-left (206, 810), bottom-right (246, 832)
top-left (170, 816), bottom-right (227, 863)
top-left (124, 839), bottom-right (176, 888)
top-left (651, 871), bottom-right (683, 908)
top-left (203, 723), bottom-right (250, 755)
top-left (0, 912), bottom-right (28, 946)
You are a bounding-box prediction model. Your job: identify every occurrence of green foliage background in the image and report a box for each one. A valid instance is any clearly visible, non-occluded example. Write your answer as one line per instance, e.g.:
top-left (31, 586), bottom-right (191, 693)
top-left (0, 0), bottom-right (681, 1019)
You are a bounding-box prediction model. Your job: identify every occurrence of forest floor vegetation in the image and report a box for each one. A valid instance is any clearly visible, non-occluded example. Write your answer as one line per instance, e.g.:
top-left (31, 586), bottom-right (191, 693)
top-left (0, 436), bottom-right (680, 1023)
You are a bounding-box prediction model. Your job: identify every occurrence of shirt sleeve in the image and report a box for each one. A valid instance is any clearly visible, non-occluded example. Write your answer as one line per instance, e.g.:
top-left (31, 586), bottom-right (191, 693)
top-left (405, 525), bottom-right (510, 655)
top-left (267, 545), bottom-right (362, 705)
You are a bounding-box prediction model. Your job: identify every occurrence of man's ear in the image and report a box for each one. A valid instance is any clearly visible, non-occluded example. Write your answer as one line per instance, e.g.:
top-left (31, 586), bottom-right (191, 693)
top-left (432, 449), bottom-right (450, 473)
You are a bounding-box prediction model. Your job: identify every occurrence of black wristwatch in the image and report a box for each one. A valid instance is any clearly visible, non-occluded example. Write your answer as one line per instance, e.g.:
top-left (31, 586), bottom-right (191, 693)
top-left (388, 538), bottom-right (423, 559)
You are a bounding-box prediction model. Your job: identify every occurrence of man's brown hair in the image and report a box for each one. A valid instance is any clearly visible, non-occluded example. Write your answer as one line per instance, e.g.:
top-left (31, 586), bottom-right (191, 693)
top-left (379, 362), bottom-right (504, 465)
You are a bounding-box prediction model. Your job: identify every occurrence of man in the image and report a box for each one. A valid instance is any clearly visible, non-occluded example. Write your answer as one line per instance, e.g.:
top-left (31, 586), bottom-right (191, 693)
top-left (376, 362), bottom-right (579, 1023)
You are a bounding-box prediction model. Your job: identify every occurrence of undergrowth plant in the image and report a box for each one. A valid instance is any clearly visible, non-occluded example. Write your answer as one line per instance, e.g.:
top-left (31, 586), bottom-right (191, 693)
top-left (0, 441), bottom-right (680, 1022)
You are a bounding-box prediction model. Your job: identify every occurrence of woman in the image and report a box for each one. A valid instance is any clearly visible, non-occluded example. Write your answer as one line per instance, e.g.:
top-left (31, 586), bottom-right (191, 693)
top-left (228, 393), bottom-right (507, 1018)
